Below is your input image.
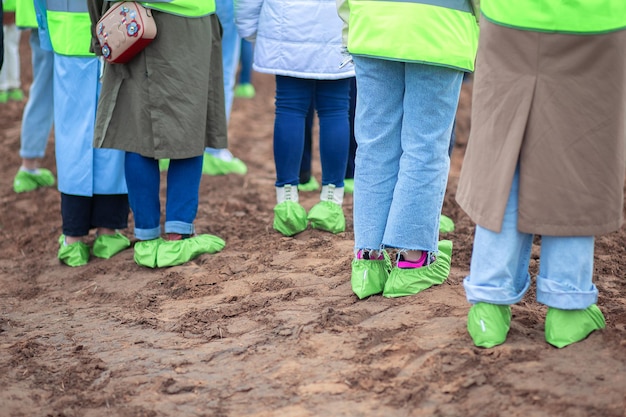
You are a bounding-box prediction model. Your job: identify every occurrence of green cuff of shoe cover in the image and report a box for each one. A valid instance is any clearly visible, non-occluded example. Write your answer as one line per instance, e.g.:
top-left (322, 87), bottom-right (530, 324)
top-left (58, 235), bottom-right (90, 267)
top-left (134, 238), bottom-right (164, 268)
top-left (156, 234), bottom-right (226, 268)
top-left (545, 304), bottom-right (606, 348)
top-left (351, 251), bottom-right (392, 299)
top-left (307, 201), bottom-right (345, 234)
top-left (92, 232), bottom-right (131, 259)
top-left (383, 240), bottom-right (452, 298)
top-left (273, 201), bottom-right (308, 236)
top-left (467, 303), bottom-right (512, 348)
top-left (439, 214), bottom-right (455, 234)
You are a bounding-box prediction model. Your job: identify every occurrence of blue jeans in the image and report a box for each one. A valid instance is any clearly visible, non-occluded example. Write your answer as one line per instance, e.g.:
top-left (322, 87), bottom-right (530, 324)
top-left (274, 75), bottom-right (351, 187)
top-left (464, 167), bottom-right (598, 310)
top-left (125, 153), bottom-right (203, 240)
top-left (20, 29), bottom-right (54, 159)
top-left (352, 56), bottom-right (462, 252)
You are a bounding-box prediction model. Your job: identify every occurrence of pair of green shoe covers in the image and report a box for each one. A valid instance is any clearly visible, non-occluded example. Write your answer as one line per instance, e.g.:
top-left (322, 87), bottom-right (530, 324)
top-left (133, 234), bottom-right (225, 268)
top-left (351, 240), bottom-right (453, 299)
top-left (58, 232), bottom-right (131, 267)
top-left (273, 200), bottom-right (345, 237)
top-left (468, 302), bottom-right (606, 348)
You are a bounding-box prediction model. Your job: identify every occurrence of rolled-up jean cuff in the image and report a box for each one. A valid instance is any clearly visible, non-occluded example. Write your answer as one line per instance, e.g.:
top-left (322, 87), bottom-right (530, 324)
top-left (135, 226), bottom-right (161, 241)
top-left (463, 275), bottom-right (530, 305)
top-left (164, 221), bottom-right (195, 236)
top-left (536, 276), bottom-right (598, 309)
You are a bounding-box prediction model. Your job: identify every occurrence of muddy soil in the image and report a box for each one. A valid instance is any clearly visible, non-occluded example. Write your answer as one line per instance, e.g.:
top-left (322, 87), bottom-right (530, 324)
top-left (1, 32), bottom-right (625, 417)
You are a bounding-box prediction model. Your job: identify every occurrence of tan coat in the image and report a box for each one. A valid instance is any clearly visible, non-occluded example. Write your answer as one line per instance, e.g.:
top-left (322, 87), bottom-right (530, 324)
top-left (456, 19), bottom-right (626, 236)
top-left (88, 5), bottom-right (227, 160)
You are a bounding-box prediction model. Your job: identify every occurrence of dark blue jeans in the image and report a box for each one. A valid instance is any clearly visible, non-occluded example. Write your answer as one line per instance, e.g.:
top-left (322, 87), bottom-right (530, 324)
top-left (125, 152), bottom-right (203, 240)
top-left (274, 75), bottom-right (351, 187)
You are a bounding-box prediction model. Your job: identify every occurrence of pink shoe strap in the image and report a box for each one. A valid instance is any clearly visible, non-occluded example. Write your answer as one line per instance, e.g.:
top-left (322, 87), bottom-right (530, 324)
top-left (398, 251), bottom-right (428, 269)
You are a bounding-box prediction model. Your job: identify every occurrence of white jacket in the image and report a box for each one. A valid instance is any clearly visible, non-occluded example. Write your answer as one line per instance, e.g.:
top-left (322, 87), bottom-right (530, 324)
top-left (235, 0), bottom-right (354, 80)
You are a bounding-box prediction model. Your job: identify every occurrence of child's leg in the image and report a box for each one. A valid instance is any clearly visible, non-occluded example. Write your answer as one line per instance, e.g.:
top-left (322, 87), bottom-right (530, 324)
top-left (539, 235), bottom-right (605, 348)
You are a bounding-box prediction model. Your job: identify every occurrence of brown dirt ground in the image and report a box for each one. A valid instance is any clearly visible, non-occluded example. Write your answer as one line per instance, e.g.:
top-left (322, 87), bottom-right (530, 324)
top-left (1, 32), bottom-right (626, 417)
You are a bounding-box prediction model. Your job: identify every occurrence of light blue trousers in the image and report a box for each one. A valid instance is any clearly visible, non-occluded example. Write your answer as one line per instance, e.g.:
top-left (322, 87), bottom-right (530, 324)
top-left (352, 56), bottom-right (462, 252)
top-left (464, 167), bottom-right (598, 310)
top-left (20, 29), bottom-right (54, 160)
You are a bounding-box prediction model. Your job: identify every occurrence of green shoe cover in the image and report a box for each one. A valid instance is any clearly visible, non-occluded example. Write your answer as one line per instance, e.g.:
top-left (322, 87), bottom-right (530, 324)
top-left (159, 159), bottom-right (170, 172)
top-left (307, 201), bottom-right (345, 234)
top-left (14, 168), bottom-right (56, 193)
top-left (0, 91), bottom-right (8, 103)
top-left (9, 88), bottom-right (24, 101)
top-left (439, 214), bottom-right (455, 234)
top-left (156, 234), bottom-right (226, 267)
top-left (298, 177), bottom-right (320, 192)
top-left (92, 232), bottom-right (131, 259)
top-left (351, 251), bottom-right (392, 299)
top-left (134, 238), bottom-right (164, 268)
top-left (58, 235), bottom-right (90, 267)
top-left (545, 304), bottom-right (606, 348)
top-left (273, 201), bottom-right (308, 236)
top-left (235, 83), bottom-right (256, 98)
top-left (202, 153), bottom-right (247, 176)
top-left (383, 240), bottom-right (452, 298)
top-left (467, 303), bottom-right (512, 348)
top-left (344, 178), bottom-right (354, 194)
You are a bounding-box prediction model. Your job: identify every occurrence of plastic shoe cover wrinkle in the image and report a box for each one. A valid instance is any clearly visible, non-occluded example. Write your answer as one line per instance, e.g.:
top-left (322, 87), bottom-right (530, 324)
top-left (92, 232), bottom-right (131, 259)
top-left (545, 304), bottom-right (605, 348)
top-left (351, 250), bottom-right (392, 299)
top-left (58, 235), bottom-right (90, 267)
top-left (156, 234), bottom-right (225, 267)
top-left (383, 240), bottom-right (452, 298)
top-left (307, 201), bottom-right (345, 234)
top-left (273, 200), bottom-right (308, 236)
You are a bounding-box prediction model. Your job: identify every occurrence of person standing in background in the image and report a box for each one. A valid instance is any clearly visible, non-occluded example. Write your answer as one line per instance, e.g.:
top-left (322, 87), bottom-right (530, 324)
top-left (456, 0), bottom-right (626, 349)
top-left (0, 0), bottom-right (23, 103)
top-left (89, 0), bottom-right (227, 268)
top-left (234, 38), bottom-right (255, 99)
top-left (46, 0), bottom-right (130, 267)
top-left (337, 0), bottom-right (479, 299)
top-left (237, 0), bottom-right (355, 237)
top-left (12, 0), bottom-right (55, 193)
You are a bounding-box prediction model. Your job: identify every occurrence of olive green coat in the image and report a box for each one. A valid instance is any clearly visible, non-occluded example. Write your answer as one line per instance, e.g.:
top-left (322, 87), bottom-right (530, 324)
top-left (88, 3), bottom-right (227, 159)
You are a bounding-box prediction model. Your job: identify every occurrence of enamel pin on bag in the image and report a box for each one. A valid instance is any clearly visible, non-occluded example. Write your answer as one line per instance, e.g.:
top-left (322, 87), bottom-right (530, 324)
top-left (96, 2), bottom-right (157, 64)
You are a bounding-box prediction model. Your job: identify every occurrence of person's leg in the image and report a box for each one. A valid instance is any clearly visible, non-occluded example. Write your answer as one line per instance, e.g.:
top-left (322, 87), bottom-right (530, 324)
top-left (383, 63), bottom-right (462, 254)
top-left (5, 24), bottom-right (22, 99)
top-left (164, 156), bottom-right (203, 237)
top-left (125, 152), bottom-right (162, 241)
top-left (463, 167), bottom-right (532, 347)
top-left (352, 56), bottom-right (404, 252)
top-left (307, 78), bottom-right (351, 234)
top-left (90, 194), bottom-right (131, 259)
top-left (298, 99), bottom-right (319, 191)
top-left (234, 38), bottom-right (255, 98)
top-left (155, 155), bottom-right (225, 266)
top-left (272, 75), bottom-right (314, 236)
top-left (58, 193), bottom-right (93, 267)
top-left (14, 29), bottom-right (55, 193)
top-left (202, 0), bottom-right (247, 174)
top-left (344, 76), bottom-right (357, 183)
top-left (539, 235), bottom-right (605, 348)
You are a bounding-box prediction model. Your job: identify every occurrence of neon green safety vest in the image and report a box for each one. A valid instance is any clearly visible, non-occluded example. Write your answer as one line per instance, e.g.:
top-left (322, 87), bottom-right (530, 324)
top-left (347, 0), bottom-right (479, 71)
top-left (481, 0), bottom-right (626, 34)
top-left (46, 0), bottom-right (93, 56)
top-left (4, 0), bottom-right (17, 12)
top-left (16, 0), bottom-right (38, 28)
top-left (140, 0), bottom-right (215, 17)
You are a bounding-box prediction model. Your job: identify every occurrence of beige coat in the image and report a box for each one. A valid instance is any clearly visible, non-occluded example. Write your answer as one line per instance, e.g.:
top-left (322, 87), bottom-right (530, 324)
top-left (88, 5), bottom-right (227, 160)
top-left (456, 19), bottom-right (626, 236)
